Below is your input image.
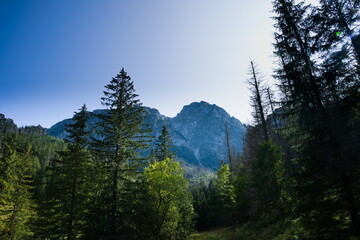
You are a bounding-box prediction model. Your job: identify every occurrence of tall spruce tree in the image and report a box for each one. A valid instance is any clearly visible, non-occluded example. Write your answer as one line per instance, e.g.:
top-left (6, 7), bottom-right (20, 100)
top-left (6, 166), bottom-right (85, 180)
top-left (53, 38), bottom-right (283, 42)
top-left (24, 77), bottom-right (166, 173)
top-left (154, 123), bottom-right (175, 161)
top-left (273, 0), bottom-right (324, 117)
top-left (309, 0), bottom-right (360, 103)
top-left (35, 105), bottom-right (92, 239)
top-left (88, 68), bottom-right (150, 239)
top-left (59, 105), bottom-right (92, 239)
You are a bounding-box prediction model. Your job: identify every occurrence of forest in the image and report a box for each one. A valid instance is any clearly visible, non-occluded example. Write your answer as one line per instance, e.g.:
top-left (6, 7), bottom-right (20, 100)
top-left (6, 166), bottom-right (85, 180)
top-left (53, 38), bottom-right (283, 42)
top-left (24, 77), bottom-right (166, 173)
top-left (1, 0), bottom-right (360, 239)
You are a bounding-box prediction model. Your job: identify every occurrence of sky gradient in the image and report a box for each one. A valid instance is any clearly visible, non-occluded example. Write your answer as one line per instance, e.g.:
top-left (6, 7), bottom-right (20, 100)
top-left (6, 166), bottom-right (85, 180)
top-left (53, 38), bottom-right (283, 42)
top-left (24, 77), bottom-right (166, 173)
top-left (1, 0), bottom-right (279, 128)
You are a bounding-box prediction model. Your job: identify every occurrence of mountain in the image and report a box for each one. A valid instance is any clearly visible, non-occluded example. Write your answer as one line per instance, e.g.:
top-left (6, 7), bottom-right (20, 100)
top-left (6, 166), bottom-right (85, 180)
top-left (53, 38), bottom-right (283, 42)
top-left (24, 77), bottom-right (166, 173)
top-left (47, 101), bottom-right (246, 169)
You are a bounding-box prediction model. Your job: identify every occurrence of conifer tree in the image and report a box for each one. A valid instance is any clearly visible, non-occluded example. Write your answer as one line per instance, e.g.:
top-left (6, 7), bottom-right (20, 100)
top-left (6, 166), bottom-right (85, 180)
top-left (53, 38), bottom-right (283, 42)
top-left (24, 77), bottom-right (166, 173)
top-left (89, 68), bottom-right (150, 239)
top-left (190, 178), bottom-right (214, 231)
top-left (250, 141), bottom-right (282, 217)
top-left (303, 0), bottom-right (360, 104)
top-left (35, 105), bottom-right (92, 239)
top-left (274, 0), bottom-right (324, 113)
top-left (272, 0), bottom-right (360, 237)
top-left (59, 105), bottom-right (92, 239)
top-left (317, 0), bottom-right (360, 63)
top-left (246, 60), bottom-right (269, 141)
top-left (154, 123), bottom-right (175, 161)
top-left (0, 134), bottom-right (35, 240)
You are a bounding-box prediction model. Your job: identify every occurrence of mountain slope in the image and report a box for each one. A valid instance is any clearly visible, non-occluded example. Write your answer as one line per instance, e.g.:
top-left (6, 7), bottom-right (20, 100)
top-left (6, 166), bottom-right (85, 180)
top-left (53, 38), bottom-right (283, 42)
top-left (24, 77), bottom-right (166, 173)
top-left (47, 101), bottom-right (246, 169)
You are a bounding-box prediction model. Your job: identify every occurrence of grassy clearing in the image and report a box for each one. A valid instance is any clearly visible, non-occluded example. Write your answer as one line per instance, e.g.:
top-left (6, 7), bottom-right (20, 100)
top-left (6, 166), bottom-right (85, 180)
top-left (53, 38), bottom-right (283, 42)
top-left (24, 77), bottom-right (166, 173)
top-left (187, 216), bottom-right (305, 240)
top-left (188, 227), bottom-right (239, 240)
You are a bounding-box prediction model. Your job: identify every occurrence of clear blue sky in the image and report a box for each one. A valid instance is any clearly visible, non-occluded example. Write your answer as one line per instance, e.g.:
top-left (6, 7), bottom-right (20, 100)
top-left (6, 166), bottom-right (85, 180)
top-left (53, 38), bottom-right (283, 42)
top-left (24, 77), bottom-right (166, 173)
top-left (1, 0), bottom-right (277, 128)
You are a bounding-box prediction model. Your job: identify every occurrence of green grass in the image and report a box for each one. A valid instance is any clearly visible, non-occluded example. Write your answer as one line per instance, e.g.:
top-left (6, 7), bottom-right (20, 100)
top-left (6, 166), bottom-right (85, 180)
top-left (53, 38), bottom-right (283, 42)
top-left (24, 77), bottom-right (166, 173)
top-left (188, 216), bottom-right (304, 240)
top-left (188, 227), bottom-right (239, 240)
top-left (188, 216), bottom-right (360, 240)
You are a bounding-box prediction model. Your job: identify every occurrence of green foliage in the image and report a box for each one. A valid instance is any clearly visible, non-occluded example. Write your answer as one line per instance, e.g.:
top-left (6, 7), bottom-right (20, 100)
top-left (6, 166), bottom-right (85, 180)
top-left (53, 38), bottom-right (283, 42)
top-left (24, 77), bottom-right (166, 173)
top-left (189, 0), bottom-right (360, 235)
top-left (272, 0), bottom-right (360, 238)
top-left (87, 68), bottom-right (152, 239)
top-left (145, 158), bottom-right (194, 240)
top-left (215, 164), bottom-right (236, 211)
top-left (35, 105), bottom-right (93, 239)
top-left (154, 123), bottom-right (175, 161)
top-left (190, 177), bottom-right (215, 231)
top-left (0, 133), bottom-right (35, 240)
top-left (188, 217), bottom-right (310, 240)
top-left (232, 163), bottom-right (250, 223)
top-left (2, 1), bottom-right (359, 235)
top-left (18, 127), bottom-right (66, 196)
top-left (188, 227), bottom-right (239, 240)
top-left (208, 164), bottom-right (236, 227)
top-left (250, 141), bottom-right (283, 217)
top-left (0, 114), bottom-right (17, 134)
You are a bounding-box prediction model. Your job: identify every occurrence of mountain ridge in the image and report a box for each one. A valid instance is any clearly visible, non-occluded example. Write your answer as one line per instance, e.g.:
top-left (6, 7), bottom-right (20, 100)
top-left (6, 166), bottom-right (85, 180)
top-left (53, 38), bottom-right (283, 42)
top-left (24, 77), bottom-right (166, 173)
top-left (47, 101), bottom-right (246, 169)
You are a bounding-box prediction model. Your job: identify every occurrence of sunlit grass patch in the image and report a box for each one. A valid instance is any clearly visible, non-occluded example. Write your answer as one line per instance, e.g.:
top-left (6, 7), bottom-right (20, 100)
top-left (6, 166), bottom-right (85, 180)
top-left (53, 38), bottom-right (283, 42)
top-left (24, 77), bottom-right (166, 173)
top-left (188, 227), bottom-right (239, 240)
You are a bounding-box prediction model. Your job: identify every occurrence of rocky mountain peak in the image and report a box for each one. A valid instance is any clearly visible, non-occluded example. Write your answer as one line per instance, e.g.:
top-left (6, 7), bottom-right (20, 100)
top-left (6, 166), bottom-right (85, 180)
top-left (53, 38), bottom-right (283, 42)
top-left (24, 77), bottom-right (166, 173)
top-left (175, 101), bottom-right (229, 122)
top-left (47, 102), bottom-right (247, 169)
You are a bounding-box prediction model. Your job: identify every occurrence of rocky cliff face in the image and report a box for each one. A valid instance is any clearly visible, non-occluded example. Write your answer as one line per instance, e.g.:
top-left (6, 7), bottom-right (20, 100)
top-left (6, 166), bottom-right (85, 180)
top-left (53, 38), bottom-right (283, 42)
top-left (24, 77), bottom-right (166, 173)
top-left (47, 101), bottom-right (246, 169)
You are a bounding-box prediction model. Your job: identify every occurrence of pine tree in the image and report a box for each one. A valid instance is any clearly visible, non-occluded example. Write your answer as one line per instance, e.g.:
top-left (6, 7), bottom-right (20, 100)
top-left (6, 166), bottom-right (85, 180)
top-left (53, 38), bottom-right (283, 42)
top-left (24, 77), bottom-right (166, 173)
top-left (88, 68), bottom-right (151, 239)
top-left (154, 123), bottom-right (175, 161)
top-left (35, 105), bottom-right (92, 239)
top-left (273, 0), bottom-right (324, 118)
top-left (59, 104), bottom-right (92, 239)
top-left (0, 133), bottom-right (35, 240)
top-left (190, 178), bottom-right (214, 231)
top-left (310, 0), bottom-right (360, 102)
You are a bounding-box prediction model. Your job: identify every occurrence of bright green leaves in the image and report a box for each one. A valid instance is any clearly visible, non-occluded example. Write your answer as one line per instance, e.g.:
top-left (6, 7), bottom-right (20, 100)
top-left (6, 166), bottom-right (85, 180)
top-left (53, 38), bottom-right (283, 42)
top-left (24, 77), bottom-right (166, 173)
top-left (215, 164), bottom-right (236, 210)
top-left (145, 158), bottom-right (194, 239)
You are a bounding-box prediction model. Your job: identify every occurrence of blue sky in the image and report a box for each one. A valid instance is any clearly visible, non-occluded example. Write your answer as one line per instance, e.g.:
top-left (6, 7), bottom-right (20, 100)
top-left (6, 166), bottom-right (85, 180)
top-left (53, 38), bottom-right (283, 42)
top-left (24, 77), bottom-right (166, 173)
top-left (1, 0), bottom-right (277, 128)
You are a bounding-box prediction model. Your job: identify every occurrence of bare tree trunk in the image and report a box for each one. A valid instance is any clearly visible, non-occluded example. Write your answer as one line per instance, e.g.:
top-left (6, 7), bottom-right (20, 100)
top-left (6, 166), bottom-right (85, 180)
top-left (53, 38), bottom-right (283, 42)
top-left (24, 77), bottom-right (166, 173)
top-left (250, 61), bottom-right (269, 141)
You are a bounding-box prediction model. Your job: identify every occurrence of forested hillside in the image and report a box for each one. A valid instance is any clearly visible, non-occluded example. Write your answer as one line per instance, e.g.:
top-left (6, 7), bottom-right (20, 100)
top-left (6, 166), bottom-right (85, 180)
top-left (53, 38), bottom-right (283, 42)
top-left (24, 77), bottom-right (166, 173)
top-left (1, 0), bottom-right (359, 239)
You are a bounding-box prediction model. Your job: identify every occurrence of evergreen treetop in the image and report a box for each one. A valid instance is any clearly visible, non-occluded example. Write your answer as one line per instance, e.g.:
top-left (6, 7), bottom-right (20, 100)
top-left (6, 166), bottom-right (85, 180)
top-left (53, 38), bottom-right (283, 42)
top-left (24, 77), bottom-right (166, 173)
top-left (154, 122), bottom-right (175, 161)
